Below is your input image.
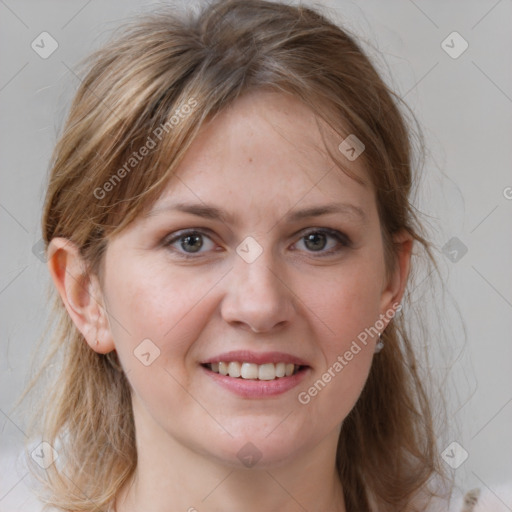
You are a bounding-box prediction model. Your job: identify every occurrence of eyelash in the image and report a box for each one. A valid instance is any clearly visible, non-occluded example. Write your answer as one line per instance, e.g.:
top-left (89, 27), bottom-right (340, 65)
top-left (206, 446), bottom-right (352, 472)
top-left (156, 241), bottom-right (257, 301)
top-left (162, 228), bottom-right (352, 260)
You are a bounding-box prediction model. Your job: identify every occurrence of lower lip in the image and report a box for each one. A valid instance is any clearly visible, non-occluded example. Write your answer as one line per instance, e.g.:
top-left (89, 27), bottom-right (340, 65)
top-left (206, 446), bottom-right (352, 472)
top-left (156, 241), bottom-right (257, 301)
top-left (201, 365), bottom-right (310, 398)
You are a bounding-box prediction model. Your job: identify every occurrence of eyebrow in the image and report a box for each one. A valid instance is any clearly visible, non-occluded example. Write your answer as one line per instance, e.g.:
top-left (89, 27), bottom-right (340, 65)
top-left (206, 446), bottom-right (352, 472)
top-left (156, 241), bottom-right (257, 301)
top-left (145, 201), bottom-right (366, 224)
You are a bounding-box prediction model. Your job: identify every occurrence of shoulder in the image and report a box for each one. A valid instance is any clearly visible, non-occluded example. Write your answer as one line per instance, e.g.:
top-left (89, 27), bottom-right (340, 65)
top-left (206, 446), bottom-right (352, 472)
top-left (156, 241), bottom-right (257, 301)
top-left (404, 481), bottom-right (512, 512)
top-left (447, 484), bottom-right (512, 512)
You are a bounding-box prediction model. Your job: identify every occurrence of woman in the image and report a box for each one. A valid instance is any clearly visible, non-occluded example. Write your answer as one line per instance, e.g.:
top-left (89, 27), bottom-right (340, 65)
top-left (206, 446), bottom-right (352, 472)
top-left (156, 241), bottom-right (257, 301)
top-left (18, 0), bottom-right (457, 510)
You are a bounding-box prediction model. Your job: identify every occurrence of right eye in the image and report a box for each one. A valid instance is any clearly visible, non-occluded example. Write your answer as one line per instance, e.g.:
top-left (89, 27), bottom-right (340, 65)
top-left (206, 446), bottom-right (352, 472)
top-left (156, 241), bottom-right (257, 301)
top-left (163, 229), bottom-right (218, 258)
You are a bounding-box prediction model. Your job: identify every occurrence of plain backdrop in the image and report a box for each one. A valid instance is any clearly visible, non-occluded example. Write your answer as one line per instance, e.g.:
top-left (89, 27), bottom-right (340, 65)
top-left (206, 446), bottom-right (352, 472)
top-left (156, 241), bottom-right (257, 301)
top-left (1, 0), bottom-right (511, 510)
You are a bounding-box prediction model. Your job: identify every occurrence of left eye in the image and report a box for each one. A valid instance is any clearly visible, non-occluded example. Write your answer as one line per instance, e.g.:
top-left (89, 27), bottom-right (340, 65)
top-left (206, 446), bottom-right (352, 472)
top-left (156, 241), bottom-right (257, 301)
top-left (293, 229), bottom-right (349, 254)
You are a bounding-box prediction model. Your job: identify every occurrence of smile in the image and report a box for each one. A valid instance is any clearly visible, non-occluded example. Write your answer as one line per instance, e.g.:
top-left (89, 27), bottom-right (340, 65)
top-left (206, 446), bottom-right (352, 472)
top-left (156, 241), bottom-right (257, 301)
top-left (204, 361), bottom-right (302, 380)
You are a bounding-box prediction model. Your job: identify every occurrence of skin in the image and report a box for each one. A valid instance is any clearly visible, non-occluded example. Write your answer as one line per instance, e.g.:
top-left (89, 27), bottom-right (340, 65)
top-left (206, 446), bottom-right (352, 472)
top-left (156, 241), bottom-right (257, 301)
top-left (48, 90), bottom-right (412, 512)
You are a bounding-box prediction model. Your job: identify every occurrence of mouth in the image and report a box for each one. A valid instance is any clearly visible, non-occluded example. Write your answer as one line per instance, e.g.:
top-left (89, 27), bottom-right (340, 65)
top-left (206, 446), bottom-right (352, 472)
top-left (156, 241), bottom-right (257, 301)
top-left (202, 361), bottom-right (306, 380)
top-left (200, 351), bottom-right (311, 397)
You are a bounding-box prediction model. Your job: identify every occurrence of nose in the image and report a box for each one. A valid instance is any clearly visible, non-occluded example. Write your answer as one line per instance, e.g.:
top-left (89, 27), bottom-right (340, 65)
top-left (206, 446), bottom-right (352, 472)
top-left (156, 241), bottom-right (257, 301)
top-left (220, 246), bottom-right (296, 333)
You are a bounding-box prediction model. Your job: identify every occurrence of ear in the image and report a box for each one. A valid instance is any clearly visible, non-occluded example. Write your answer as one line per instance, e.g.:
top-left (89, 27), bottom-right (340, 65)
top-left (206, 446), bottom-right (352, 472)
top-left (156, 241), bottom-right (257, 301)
top-left (47, 237), bottom-right (115, 354)
top-left (379, 230), bottom-right (413, 321)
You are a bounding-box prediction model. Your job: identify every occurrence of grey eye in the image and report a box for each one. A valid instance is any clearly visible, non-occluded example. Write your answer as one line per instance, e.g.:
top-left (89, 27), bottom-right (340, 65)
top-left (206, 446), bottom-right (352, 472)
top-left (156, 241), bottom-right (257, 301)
top-left (164, 230), bottom-right (216, 256)
top-left (180, 233), bottom-right (204, 253)
top-left (303, 232), bottom-right (328, 251)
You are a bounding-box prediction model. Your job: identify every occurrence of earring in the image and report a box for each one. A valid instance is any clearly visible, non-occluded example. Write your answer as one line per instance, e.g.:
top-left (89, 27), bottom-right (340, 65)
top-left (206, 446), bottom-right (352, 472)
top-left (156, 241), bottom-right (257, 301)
top-left (374, 333), bottom-right (384, 354)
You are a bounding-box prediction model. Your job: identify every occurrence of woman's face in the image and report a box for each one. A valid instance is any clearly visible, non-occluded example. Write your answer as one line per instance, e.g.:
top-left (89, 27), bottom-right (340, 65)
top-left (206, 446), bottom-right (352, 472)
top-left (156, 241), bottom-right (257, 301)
top-left (99, 90), bottom-right (405, 468)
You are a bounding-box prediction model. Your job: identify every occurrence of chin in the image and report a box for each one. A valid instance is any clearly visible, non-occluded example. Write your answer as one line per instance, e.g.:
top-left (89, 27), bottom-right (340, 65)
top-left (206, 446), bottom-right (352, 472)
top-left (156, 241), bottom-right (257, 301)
top-left (199, 423), bottom-right (314, 470)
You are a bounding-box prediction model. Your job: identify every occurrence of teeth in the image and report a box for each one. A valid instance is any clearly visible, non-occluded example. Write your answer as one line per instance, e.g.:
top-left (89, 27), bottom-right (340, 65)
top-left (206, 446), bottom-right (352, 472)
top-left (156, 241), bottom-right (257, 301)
top-left (218, 361), bottom-right (229, 376)
top-left (258, 363), bottom-right (275, 381)
top-left (241, 362), bottom-right (259, 379)
top-left (228, 361), bottom-right (241, 378)
top-left (207, 361), bottom-right (301, 380)
top-left (275, 362), bottom-right (286, 378)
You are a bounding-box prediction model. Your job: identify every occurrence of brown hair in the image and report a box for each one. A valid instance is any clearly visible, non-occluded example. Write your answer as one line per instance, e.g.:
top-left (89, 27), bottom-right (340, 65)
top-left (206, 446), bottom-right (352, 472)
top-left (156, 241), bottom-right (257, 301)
top-left (18, 1), bottom-right (451, 510)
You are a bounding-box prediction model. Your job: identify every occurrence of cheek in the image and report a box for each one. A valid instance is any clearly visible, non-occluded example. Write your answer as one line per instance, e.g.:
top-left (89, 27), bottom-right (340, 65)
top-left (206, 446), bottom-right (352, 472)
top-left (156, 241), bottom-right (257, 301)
top-left (102, 258), bottom-right (217, 416)
top-left (297, 253), bottom-right (383, 416)
top-left (296, 269), bottom-right (380, 429)
top-left (103, 255), bottom-right (214, 364)
top-left (310, 255), bottom-right (385, 349)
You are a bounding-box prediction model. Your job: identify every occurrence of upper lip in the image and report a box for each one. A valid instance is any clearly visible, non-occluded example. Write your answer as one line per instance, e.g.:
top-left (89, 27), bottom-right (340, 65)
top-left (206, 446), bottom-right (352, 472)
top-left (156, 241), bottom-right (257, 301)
top-left (201, 350), bottom-right (310, 367)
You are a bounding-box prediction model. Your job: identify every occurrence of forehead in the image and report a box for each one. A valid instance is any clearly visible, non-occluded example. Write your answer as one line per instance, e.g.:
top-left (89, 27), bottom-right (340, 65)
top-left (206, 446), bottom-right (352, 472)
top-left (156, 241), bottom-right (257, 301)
top-left (147, 90), bottom-right (375, 223)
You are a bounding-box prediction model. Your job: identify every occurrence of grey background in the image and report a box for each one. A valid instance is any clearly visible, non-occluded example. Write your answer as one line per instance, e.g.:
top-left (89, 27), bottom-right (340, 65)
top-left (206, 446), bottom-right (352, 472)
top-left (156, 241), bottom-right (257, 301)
top-left (1, 0), bottom-right (511, 509)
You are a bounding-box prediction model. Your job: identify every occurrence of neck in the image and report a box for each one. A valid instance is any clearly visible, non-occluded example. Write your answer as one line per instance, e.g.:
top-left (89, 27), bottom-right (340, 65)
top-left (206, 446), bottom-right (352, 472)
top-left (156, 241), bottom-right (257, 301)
top-left (114, 400), bottom-right (346, 512)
